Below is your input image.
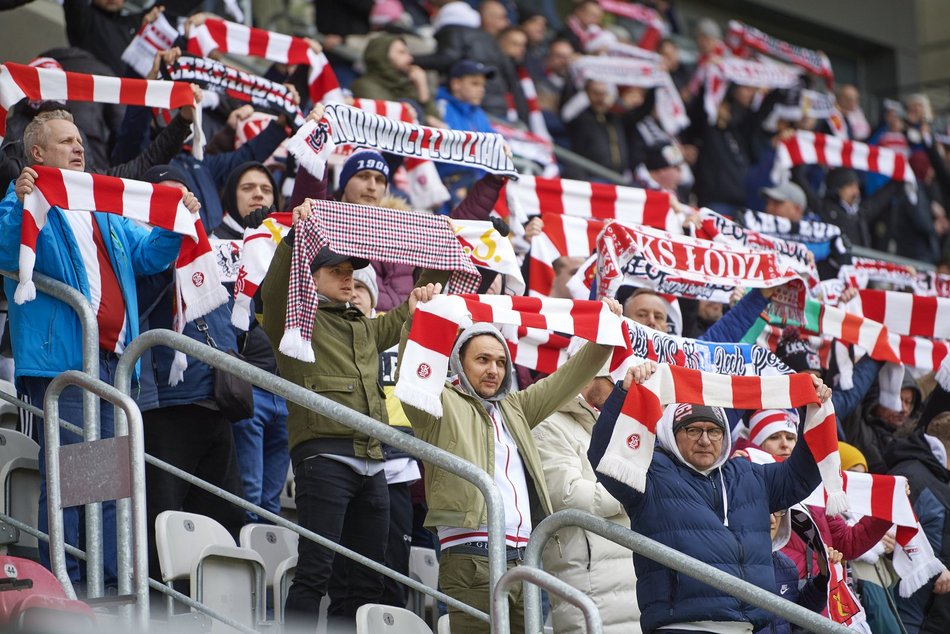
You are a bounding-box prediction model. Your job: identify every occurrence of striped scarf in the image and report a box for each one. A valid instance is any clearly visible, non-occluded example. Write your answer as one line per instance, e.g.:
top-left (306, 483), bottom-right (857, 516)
top-left (515, 66), bottom-right (551, 141)
top-left (281, 200), bottom-right (481, 362)
top-left (773, 131), bottom-right (916, 191)
top-left (186, 17), bottom-right (342, 105)
top-left (0, 62), bottom-right (202, 158)
top-left (596, 0), bottom-right (667, 50)
top-left (120, 12), bottom-right (179, 78)
top-left (857, 289), bottom-right (950, 340)
top-left (726, 20), bottom-right (834, 88)
top-left (394, 294), bottom-right (629, 417)
top-left (19, 167), bottom-right (227, 372)
top-left (703, 57), bottom-right (800, 124)
top-left (597, 364), bottom-right (847, 514)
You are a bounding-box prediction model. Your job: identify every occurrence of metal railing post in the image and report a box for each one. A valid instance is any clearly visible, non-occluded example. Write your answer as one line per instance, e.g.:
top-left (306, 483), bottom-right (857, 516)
top-left (523, 509), bottom-right (852, 634)
top-left (115, 329), bottom-right (507, 629)
top-left (42, 371), bottom-right (149, 630)
top-left (0, 270), bottom-right (104, 598)
top-left (494, 566), bottom-right (603, 634)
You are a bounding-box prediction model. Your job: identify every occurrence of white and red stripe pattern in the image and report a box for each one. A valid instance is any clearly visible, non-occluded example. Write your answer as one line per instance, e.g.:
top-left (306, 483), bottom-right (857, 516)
top-left (186, 17), bottom-right (342, 105)
top-left (773, 131), bottom-right (916, 190)
top-left (857, 289), bottom-right (950, 340)
top-left (597, 0), bottom-right (667, 50)
top-left (121, 12), bottom-right (179, 78)
top-left (232, 212), bottom-right (293, 329)
top-left (0, 62), bottom-right (199, 151)
top-left (726, 20), bottom-right (834, 88)
top-left (747, 408), bottom-right (799, 446)
top-left (597, 363), bottom-right (846, 513)
top-left (349, 98), bottom-right (450, 209)
top-left (502, 326), bottom-right (572, 375)
top-left (395, 294), bottom-right (629, 417)
top-left (528, 214), bottom-right (605, 297)
top-left (501, 174), bottom-right (677, 234)
top-left (17, 166), bottom-right (197, 303)
top-left (516, 67), bottom-right (551, 141)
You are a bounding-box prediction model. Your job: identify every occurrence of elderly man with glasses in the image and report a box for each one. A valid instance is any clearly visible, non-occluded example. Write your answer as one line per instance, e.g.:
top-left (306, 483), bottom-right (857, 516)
top-left (588, 361), bottom-right (833, 634)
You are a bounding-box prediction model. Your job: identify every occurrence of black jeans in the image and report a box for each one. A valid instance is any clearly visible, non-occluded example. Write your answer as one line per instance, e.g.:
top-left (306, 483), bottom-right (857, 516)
top-left (143, 404), bottom-right (246, 582)
top-left (285, 456), bottom-right (390, 628)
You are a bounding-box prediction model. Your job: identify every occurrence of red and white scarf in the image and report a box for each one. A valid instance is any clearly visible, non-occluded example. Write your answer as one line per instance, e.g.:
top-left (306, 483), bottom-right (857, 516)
top-left (703, 57), bottom-right (800, 124)
top-left (0, 62), bottom-right (202, 157)
top-left (491, 122), bottom-right (559, 178)
top-left (287, 103), bottom-right (517, 182)
top-left (121, 12), bottom-right (179, 78)
top-left (597, 363), bottom-right (846, 514)
top-left (281, 200), bottom-right (481, 362)
top-left (186, 17), bottom-right (342, 106)
top-left (856, 289), bottom-right (950, 340)
top-left (596, 0), bottom-right (667, 50)
top-left (528, 214), bottom-right (604, 297)
top-left (773, 131), bottom-right (916, 191)
top-left (516, 66), bottom-right (551, 141)
top-left (726, 21), bottom-right (834, 89)
top-left (498, 174), bottom-right (678, 235)
top-left (395, 294), bottom-right (629, 416)
top-left (596, 222), bottom-right (803, 304)
top-left (19, 166), bottom-right (226, 336)
top-left (349, 98), bottom-right (450, 210)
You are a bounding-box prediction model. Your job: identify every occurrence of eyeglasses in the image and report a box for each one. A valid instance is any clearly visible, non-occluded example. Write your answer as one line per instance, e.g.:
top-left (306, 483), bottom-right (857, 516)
top-left (774, 509), bottom-right (788, 517)
top-left (679, 426), bottom-right (724, 441)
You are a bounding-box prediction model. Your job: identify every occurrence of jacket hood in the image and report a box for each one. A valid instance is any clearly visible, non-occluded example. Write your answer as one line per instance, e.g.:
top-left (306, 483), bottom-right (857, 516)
top-left (883, 432), bottom-right (949, 482)
top-left (221, 161), bottom-right (278, 223)
top-left (433, 1), bottom-right (481, 32)
top-left (449, 322), bottom-right (514, 404)
top-left (771, 509), bottom-right (792, 551)
top-left (362, 35), bottom-right (412, 91)
top-left (656, 403), bottom-right (732, 475)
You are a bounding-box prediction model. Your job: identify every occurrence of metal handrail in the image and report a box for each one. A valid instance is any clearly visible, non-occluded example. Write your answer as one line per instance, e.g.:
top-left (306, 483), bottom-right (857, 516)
top-left (114, 329), bottom-right (505, 628)
top-left (523, 509), bottom-right (852, 634)
top-left (43, 371), bottom-right (150, 630)
top-left (494, 566), bottom-right (603, 634)
top-left (0, 269), bottom-right (105, 598)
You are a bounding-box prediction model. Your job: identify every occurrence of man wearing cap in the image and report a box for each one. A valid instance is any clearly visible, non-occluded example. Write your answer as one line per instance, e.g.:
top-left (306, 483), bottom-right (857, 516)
top-left (532, 356), bottom-right (641, 633)
top-left (761, 181), bottom-right (808, 222)
top-left (590, 362), bottom-right (832, 634)
top-left (644, 143), bottom-right (684, 194)
top-left (260, 200), bottom-right (443, 628)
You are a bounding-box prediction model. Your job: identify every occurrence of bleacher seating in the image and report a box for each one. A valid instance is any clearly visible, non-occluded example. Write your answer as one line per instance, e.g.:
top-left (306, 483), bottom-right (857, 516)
top-left (356, 603), bottom-right (434, 634)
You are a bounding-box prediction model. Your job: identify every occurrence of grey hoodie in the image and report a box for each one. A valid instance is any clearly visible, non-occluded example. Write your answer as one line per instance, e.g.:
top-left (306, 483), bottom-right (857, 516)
top-left (448, 322), bottom-right (516, 406)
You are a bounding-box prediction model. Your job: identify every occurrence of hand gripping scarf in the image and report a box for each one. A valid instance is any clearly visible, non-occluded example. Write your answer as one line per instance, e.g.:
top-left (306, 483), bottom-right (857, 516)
top-left (597, 364), bottom-right (847, 514)
top-left (287, 103), bottom-right (518, 182)
top-left (726, 21), bottom-right (834, 88)
top-left (773, 131), bottom-right (916, 193)
top-left (0, 62), bottom-right (202, 158)
top-left (121, 12), bottom-right (180, 78)
top-left (19, 167), bottom-right (227, 372)
top-left (186, 17), bottom-right (342, 105)
top-left (281, 200), bottom-right (481, 362)
top-left (395, 294), bottom-right (629, 417)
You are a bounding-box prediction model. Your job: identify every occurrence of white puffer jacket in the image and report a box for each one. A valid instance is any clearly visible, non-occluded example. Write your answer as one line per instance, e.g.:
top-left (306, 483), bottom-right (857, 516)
top-left (532, 397), bottom-right (641, 634)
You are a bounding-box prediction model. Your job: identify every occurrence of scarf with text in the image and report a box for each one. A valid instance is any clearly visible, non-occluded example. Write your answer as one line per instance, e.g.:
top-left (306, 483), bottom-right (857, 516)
top-left (597, 363), bottom-right (846, 513)
top-left (737, 209), bottom-right (849, 265)
top-left (281, 200), bottom-right (480, 361)
top-left (120, 12), bottom-right (179, 78)
top-left (0, 62), bottom-right (202, 158)
top-left (726, 21), bottom-right (834, 88)
top-left (839, 257), bottom-right (950, 298)
top-left (596, 222), bottom-right (803, 307)
top-left (164, 55), bottom-right (305, 127)
top-left (773, 131), bottom-right (916, 192)
top-left (395, 294), bottom-right (629, 417)
top-left (19, 167), bottom-right (226, 346)
top-left (491, 122), bottom-right (559, 178)
top-left (703, 57), bottom-right (800, 124)
top-left (596, 0), bottom-right (667, 50)
top-left (186, 18), bottom-right (342, 105)
top-left (287, 103), bottom-right (517, 182)
top-left (349, 98), bottom-right (450, 210)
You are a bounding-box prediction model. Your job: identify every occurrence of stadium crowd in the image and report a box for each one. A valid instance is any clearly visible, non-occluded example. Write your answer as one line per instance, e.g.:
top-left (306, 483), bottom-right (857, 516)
top-left (2, 0), bottom-right (950, 633)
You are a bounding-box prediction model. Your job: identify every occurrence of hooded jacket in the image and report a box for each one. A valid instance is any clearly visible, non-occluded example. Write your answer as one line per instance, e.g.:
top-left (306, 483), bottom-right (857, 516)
top-left (349, 35), bottom-right (438, 119)
top-left (399, 322), bottom-right (612, 531)
top-left (845, 368), bottom-right (922, 474)
top-left (533, 396), bottom-right (641, 634)
top-left (589, 386), bottom-right (822, 633)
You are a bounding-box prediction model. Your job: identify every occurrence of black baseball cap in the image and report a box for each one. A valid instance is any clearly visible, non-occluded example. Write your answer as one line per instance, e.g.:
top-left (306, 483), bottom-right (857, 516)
top-left (449, 59), bottom-right (497, 80)
top-left (142, 164), bottom-right (189, 187)
top-left (309, 245), bottom-right (370, 273)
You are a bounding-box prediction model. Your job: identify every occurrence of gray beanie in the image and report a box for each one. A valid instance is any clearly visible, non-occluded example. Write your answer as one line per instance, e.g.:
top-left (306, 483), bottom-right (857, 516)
top-left (352, 267), bottom-right (379, 309)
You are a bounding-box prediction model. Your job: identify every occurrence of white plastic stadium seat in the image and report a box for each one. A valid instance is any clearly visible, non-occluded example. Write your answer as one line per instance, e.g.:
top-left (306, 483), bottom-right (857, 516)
top-left (437, 614), bottom-right (451, 634)
top-left (155, 511), bottom-right (266, 632)
top-left (356, 604), bottom-right (433, 634)
top-left (407, 546), bottom-right (439, 622)
top-left (272, 554), bottom-right (297, 624)
top-left (0, 429), bottom-right (40, 556)
top-left (239, 523), bottom-right (298, 589)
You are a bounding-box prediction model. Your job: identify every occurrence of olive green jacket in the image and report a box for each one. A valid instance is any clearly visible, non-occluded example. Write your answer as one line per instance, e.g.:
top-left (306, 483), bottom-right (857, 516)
top-left (399, 339), bottom-right (613, 530)
top-left (261, 241), bottom-right (410, 465)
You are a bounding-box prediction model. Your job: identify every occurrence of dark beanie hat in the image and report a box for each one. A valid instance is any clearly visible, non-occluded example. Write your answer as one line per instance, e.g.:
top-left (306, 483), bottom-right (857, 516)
top-left (825, 168), bottom-right (859, 194)
top-left (671, 403), bottom-right (727, 433)
top-left (776, 326), bottom-right (821, 373)
top-left (221, 162), bottom-right (280, 223)
top-left (338, 150), bottom-right (390, 196)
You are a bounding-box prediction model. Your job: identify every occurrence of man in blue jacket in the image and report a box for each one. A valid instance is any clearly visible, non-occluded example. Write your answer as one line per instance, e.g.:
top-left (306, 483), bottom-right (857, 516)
top-left (588, 362), bottom-right (831, 634)
top-left (0, 109), bottom-right (198, 586)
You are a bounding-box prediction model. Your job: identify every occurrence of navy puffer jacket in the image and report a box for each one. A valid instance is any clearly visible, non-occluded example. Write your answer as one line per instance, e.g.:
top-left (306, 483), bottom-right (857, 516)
top-left (589, 386), bottom-right (821, 633)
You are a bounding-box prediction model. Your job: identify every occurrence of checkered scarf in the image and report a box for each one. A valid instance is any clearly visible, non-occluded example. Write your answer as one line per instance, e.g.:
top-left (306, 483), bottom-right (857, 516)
top-left (597, 364), bottom-right (847, 514)
top-left (280, 200), bottom-right (481, 362)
